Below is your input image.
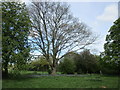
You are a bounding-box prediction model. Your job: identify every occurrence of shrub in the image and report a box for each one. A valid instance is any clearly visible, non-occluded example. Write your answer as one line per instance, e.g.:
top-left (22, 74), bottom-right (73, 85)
top-left (59, 58), bottom-right (76, 74)
top-left (9, 68), bottom-right (21, 79)
top-left (77, 69), bottom-right (83, 74)
top-left (75, 50), bottom-right (100, 74)
top-left (28, 56), bottom-right (49, 71)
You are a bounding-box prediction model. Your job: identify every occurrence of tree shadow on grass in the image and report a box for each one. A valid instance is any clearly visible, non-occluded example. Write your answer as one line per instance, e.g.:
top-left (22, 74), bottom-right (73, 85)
top-left (2, 73), bottom-right (32, 81)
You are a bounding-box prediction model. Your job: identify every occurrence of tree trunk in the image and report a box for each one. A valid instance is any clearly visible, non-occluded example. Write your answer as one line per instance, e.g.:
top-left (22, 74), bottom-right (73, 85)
top-left (50, 58), bottom-right (57, 75)
top-left (4, 67), bottom-right (8, 76)
top-left (51, 67), bottom-right (56, 75)
top-left (3, 63), bottom-right (8, 78)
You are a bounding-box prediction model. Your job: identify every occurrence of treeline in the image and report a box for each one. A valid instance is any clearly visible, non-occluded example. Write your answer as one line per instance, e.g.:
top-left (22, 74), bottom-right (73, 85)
top-left (58, 49), bottom-right (119, 75)
top-left (27, 49), bottom-right (119, 75)
top-left (58, 49), bottom-right (100, 74)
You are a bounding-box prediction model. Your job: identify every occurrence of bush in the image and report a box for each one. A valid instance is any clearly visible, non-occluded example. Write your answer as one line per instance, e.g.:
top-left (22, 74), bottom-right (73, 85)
top-left (99, 58), bottom-right (119, 75)
top-left (28, 57), bottom-right (49, 72)
top-left (74, 50), bottom-right (100, 74)
top-left (77, 69), bottom-right (83, 74)
top-left (9, 69), bottom-right (21, 79)
top-left (100, 65), bottom-right (119, 75)
top-left (59, 58), bottom-right (76, 74)
top-left (101, 67), bottom-right (118, 75)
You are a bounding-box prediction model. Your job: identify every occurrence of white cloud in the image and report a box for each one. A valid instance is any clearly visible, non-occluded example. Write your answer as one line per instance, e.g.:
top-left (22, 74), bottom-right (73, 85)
top-left (21, 0), bottom-right (30, 2)
top-left (97, 4), bottom-right (118, 22)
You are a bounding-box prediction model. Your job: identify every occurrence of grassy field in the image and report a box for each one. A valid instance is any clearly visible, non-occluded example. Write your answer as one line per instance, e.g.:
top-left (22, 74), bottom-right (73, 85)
top-left (2, 74), bottom-right (119, 88)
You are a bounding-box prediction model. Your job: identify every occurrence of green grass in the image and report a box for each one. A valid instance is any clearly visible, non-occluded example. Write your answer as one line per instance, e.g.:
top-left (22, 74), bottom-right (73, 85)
top-left (2, 74), bottom-right (119, 88)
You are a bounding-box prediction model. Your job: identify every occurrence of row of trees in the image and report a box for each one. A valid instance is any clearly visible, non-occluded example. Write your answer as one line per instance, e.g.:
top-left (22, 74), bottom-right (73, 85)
top-left (58, 50), bottom-right (100, 74)
top-left (26, 49), bottom-right (100, 74)
top-left (2, 1), bottom-right (119, 76)
top-left (27, 49), bottom-right (119, 75)
top-left (59, 48), bottom-right (119, 75)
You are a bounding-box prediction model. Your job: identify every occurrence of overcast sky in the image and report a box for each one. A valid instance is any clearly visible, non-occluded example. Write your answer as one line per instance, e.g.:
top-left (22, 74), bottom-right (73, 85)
top-left (22, 0), bottom-right (118, 55)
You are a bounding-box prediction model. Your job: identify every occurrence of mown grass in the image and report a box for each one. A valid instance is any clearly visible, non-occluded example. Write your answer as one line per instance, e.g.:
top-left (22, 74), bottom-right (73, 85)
top-left (2, 74), bottom-right (119, 88)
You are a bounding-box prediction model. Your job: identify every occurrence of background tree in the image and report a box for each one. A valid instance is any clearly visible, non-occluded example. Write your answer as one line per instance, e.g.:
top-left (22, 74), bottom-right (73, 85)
top-left (59, 57), bottom-right (76, 74)
top-left (29, 2), bottom-right (97, 75)
top-left (28, 56), bottom-right (49, 72)
top-left (2, 2), bottom-right (31, 77)
top-left (58, 50), bottom-right (100, 74)
top-left (75, 49), bottom-right (99, 74)
top-left (59, 51), bottom-right (79, 73)
top-left (100, 18), bottom-right (120, 75)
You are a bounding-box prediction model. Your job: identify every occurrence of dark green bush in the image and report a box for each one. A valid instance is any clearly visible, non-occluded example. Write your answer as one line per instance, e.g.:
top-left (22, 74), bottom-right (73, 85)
top-left (59, 58), bottom-right (76, 74)
top-left (101, 67), bottom-right (119, 75)
top-left (9, 69), bottom-right (21, 79)
top-left (77, 69), bottom-right (83, 74)
top-left (74, 50), bottom-right (100, 74)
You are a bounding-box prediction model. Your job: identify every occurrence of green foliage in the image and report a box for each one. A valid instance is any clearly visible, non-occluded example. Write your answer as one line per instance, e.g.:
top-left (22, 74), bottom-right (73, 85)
top-left (75, 49), bottom-right (100, 74)
top-left (29, 56), bottom-right (49, 71)
top-left (59, 58), bottom-right (76, 74)
top-left (9, 68), bottom-right (21, 78)
top-left (2, 2), bottom-right (31, 75)
top-left (100, 52), bottom-right (119, 75)
top-left (58, 50), bottom-right (100, 74)
top-left (100, 18), bottom-right (120, 75)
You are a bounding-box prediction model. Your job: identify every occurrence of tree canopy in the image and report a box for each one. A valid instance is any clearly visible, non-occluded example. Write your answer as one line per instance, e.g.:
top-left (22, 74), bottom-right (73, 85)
top-left (100, 18), bottom-right (120, 74)
top-left (2, 2), bottom-right (31, 76)
top-left (58, 50), bottom-right (100, 74)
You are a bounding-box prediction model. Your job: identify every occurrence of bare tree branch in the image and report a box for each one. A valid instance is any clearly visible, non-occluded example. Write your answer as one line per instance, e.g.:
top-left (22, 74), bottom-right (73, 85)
top-left (29, 2), bottom-right (98, 74)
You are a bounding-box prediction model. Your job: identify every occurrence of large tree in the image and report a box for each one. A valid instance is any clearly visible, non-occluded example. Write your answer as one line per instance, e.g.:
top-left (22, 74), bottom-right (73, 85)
top-left (101, 18), bottom-right (120, 74)
top-left (2, 2), bottom-right (31, 76)
top-left (29, 2), bottom-right (97, 75)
